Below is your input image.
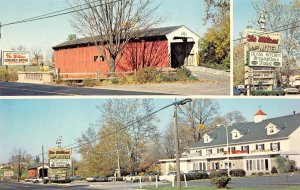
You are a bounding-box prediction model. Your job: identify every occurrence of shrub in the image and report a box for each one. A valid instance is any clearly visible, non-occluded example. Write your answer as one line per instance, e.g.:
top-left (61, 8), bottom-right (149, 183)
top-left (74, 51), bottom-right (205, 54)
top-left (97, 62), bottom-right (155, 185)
top-left (211, 176), bottom-right (231, 188)
top-left (0, 70), bottom-right (18, 82)
top-left (176, 68), bottom-right (191, 80)
top-left (174, 174), bottom-right (192, 181)
top-left (111, 78), bottom-right (120, 84)
top-left (209, 170), bottom-right (228, 179)
top-left (271, 167), bottom-right (278, 174)
top-left (230, 169), bottom-right (246, 177)
top-left (82, 79), bottom-right (97, 87)
top-left (136, 67), bottom-right (160, 83)
top-left (252, 90), bottom-right (285, 96)
top-left (258, 172), bottom-right (264, 176)
top-left (190, 172), bottom-right (209, 180)
top-left (251, 173), bottom-right (257, 176)
top-left (276, 156), bottom-right (296, 173)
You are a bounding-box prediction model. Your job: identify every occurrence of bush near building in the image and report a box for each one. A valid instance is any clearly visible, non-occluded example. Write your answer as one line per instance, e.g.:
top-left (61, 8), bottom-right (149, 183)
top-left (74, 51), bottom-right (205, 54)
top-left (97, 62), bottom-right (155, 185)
top-left (208, 170), bottom-right (228, 179)
top-left (252, 90), bottom-right (286, 96)
top-left (211, 176), bottom-right (231, 188)
top-left (276, 156), bottom-right (296, 173)
top-left (81, 67), bottom-right (197, 87)
top-left (190, 172), bottom-right (209, 180)
top-left (229, 169), bottom-right (246, 177)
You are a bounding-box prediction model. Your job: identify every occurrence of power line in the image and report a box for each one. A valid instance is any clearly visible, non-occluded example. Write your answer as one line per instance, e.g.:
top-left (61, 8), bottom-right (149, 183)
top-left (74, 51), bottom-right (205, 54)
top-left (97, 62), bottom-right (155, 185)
top-left (0, 0), bottom-right (121, 27)
top-left (233, 21), bottom-right (300, 42)
top-left (29, 100), bottom-right (184, 159)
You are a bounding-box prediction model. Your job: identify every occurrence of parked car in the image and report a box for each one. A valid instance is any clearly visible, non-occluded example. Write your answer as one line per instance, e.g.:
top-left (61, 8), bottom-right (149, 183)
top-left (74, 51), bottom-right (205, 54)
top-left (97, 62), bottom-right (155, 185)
top-left (86, 176), bottom-right (99, 182)
top-left (284, 87), bottom-right (299, 94)
top-left (97, 176), bottom-right (108, 182)
top-left (188, 170), bottom-right (206, 174)
top-left (159, 171), bottom-right (184, 182)
top-left (70, 176), bottom-right (83, 181)
top-left (233, 87), bottom-right (247, 96)
top-left (123, 175), bottom-right (141, 183)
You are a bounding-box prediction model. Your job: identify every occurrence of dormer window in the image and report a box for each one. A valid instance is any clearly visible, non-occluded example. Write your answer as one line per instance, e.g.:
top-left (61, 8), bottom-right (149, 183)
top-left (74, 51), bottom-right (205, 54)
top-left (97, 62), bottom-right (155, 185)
top-left (265, 123), bottom-right (280, 135)
top-left (231, 129), bottom-right (243, 140)
top-left (203, 134), bottom-right (213, 143)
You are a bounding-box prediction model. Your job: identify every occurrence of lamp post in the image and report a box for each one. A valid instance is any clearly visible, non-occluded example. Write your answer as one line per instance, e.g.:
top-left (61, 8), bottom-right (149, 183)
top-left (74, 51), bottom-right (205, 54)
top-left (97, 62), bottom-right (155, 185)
top-left (173, 98), bottom-right (192, 189)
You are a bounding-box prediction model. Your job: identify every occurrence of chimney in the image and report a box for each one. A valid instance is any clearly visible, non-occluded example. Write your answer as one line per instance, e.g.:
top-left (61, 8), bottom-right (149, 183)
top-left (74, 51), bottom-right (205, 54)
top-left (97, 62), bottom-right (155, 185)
top-left (254, 108), bottom-right (267, 123)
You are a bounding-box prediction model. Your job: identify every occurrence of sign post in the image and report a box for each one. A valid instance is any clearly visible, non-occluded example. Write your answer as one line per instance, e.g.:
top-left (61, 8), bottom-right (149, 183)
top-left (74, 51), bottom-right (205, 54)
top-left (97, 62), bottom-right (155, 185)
top-left (243, 28), bottom-right (282, 95)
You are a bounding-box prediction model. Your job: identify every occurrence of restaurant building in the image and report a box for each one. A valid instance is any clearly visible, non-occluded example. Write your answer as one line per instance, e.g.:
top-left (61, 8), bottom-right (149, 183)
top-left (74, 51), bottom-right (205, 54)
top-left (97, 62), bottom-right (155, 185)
top-left (160, 109), bottom-right (300, 175)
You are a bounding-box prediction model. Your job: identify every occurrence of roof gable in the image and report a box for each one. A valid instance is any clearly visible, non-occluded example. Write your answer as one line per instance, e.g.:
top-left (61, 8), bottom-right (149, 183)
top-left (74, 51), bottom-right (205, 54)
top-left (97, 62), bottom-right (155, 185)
top-left (191, 113), bottom-right (300, 149)
top-left (53, 25), bottom-right (184, 50)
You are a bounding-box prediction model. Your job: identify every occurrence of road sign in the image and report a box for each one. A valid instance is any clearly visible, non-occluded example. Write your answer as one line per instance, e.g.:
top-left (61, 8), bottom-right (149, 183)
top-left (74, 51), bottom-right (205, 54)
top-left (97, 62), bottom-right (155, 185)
top-left (1, 51), bottom-right (30, 66)
top-left (249, 51), bottom-right (282, 67)
top-left (3, 171), bottom-right (14, 177)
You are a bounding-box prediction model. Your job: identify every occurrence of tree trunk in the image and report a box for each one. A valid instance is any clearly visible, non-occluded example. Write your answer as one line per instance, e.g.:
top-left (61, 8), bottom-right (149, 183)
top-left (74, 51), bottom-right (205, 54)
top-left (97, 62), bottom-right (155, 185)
top-left (109, 58), bottom-right (116, 76)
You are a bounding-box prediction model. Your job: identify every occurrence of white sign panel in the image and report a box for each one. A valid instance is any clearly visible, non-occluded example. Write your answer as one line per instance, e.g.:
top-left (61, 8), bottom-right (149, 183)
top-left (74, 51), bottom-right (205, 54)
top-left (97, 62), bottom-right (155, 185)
top-left (49, 159), bottom-right (71, 168)
top-left (1, 51), bottom-right (30, 66)
top-left (249, 51), bottom-right (282, 67)
top-left (3, 171), bottom-right (14, 177)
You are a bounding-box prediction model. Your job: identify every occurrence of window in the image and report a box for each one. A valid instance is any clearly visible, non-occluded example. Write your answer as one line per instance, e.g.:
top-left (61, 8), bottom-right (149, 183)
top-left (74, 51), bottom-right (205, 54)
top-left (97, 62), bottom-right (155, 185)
top-left (241, 145), bottom-right (249, 153)
top-left (196, 150), bottom-right (202, 156)
top-left (206, 149), bottom-right (212, 155)
top-left (94, 55), bottom-right (104, 62)
top-left (271, 142), bottom-right (280, 152)
top-left (256, 144), bottom-right (265, 151)
top-left (257, 159), bottom-right (260, 171)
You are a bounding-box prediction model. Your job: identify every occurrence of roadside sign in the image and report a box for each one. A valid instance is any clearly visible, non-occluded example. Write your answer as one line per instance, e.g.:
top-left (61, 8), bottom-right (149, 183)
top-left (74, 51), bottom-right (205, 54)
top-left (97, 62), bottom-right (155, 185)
top-left (249, 51), bottom-right (282, 67)
top-left (1, 51), bottom-right (30, 66)
top-left (3, 171), bottom-right (14, 177)
top-left (49, 159), bottom-right (71, 168)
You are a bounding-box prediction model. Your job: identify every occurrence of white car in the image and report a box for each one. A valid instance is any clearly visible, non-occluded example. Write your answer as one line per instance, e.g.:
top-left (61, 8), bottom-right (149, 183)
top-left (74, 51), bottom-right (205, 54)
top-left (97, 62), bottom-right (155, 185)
top-left (159, 171), bottom-right (184, 182)
top-left (284, 87), bottom-right (299, 94)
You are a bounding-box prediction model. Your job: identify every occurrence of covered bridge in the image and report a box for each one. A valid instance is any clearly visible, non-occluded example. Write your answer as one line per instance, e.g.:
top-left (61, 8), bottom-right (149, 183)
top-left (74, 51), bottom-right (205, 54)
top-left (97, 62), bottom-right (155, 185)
top-left (52, 25), bottom-right (200, 78)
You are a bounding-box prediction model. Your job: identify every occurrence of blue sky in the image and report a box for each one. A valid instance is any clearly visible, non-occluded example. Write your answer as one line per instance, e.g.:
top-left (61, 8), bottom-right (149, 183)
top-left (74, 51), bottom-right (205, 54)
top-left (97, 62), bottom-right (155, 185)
top-left (1, 98), bottom-right (300, 163)
top-left (0, 0), bottom-right (207, 57)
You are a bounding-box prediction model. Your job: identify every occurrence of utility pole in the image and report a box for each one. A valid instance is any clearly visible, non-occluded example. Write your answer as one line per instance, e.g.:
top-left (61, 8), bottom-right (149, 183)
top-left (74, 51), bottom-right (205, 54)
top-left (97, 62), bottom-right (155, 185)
top-left (115, 127), bottom-right (121, 178)
top-left (172, 98), bottom-right (192, 189)
top-left (42, 146), bottom-right (45, 179)
top-left (173, 98), bottom-right (181, 189)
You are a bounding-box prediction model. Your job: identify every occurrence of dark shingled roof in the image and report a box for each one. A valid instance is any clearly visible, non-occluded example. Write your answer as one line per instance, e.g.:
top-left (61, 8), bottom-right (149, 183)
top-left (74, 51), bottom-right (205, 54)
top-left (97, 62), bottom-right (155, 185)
top-left (53, 25), bottom-right (183, 50)
top-left (191, 113), bottom-right (300, 149)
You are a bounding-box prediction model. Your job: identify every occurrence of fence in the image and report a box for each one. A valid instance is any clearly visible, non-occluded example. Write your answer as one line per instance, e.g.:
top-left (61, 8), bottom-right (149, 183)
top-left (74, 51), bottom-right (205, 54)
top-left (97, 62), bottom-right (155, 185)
top-left (57, 70), bottom-right (137, 81)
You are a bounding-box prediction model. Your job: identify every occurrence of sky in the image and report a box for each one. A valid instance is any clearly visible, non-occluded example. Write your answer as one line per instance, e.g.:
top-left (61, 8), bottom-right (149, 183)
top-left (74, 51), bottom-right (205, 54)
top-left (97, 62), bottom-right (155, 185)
top-left (233, 0), bottom-right (293, 41)
top-left (1, 98), bottom-right (300, 163)
top-left (0, 0), bottom-right (208, 57)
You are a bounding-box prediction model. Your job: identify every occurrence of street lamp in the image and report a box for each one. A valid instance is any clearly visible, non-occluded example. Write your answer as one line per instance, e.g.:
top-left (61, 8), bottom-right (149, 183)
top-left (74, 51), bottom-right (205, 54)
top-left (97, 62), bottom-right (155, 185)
top-left (173, 98), bottom-right (192, 188)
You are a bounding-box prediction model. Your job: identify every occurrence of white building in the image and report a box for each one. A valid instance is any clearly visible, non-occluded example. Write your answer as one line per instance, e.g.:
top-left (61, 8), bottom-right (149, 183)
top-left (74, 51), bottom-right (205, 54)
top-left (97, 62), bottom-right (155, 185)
top-left (160, 109), bottom-right (300, 175)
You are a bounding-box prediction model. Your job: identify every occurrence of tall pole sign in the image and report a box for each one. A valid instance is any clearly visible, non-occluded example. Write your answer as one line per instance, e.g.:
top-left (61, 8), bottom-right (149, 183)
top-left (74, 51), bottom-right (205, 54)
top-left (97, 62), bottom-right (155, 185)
top-left (244, 9), bottom-right (282, 95)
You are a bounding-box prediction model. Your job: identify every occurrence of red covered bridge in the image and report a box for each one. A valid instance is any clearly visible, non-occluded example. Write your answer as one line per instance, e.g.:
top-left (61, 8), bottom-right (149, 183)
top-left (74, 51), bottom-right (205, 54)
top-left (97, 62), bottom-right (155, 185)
top-left (52, 25), bottom-right (200, 79)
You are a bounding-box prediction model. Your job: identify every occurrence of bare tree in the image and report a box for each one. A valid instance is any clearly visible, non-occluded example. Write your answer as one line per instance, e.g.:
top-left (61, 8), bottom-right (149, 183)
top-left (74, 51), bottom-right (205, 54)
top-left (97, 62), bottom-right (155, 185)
top-left (47, 48), bottom-right (55, 64)
top-left (10, 148), bottom-right (30, 182)
top-left (32, 48), bottom-right (42, 66)
top-left (69, 0), bottom-right (161, 73)
top-left (251, 0), bottom-right (300, 84)
top-left (203, 0), bottom-right (230, 25)
top-left (162, 125), bottom-right (175, 159)
top-left (177, 99), bottom-right (220, 143)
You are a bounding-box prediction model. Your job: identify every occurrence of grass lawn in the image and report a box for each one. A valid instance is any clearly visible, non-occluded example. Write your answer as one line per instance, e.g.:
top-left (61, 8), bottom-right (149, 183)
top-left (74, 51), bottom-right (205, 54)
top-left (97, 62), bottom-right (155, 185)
top-left (140, 186), bottom-right (300, 190)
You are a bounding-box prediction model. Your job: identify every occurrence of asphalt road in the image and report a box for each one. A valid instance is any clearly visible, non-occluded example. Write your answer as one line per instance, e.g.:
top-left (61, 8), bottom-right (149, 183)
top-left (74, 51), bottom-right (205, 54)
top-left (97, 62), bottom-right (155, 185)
top-left (0, 82), bottom-right (171, 96)
top-left (0, 77), bottom-right (229, 96)
top-left (1, 174), bottom-right (300, 190)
